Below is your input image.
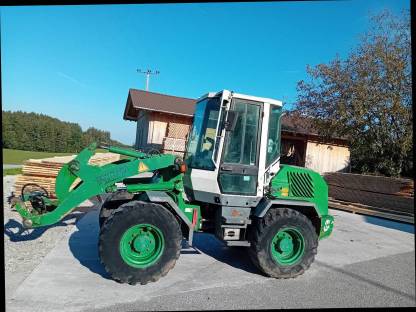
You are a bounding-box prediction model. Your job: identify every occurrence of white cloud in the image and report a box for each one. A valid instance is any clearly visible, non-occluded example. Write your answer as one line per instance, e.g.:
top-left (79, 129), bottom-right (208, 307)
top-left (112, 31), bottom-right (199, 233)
top-left (57, 71), bottom-right (87, 87)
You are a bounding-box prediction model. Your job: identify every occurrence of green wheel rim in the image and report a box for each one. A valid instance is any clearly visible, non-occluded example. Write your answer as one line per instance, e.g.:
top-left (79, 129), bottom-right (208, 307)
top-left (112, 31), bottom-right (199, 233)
top-left (271, 227), bottom-right (305, 266)
top-left (119, 224), bottom-right (165, 268)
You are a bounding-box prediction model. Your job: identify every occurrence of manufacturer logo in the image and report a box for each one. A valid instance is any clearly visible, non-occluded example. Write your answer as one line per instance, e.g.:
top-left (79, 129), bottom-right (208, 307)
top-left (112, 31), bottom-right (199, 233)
top-left (323, 219), bottom-right (332, 232)
top-left (96, 167), bottom-right (129, 185)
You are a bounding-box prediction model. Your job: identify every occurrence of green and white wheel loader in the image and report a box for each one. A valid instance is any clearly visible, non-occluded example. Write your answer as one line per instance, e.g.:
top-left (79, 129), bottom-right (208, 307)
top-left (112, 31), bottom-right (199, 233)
top-left (10, 90), bottom-right (334, 285)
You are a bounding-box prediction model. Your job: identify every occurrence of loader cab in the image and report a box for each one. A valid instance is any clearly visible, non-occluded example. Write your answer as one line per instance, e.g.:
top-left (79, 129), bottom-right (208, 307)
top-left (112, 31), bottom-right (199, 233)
top-left (183, 90), bottom-right (283, 207)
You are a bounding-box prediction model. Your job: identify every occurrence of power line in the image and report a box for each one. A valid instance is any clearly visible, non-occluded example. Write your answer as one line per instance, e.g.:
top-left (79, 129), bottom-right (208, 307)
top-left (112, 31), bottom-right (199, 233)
top-left (136, 68), bottom-right (160, 91)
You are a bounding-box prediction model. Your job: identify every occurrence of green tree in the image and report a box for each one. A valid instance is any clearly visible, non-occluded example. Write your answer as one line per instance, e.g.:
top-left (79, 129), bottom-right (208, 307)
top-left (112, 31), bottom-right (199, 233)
top-left (82, 127), bottom-right (112, 147)
top-left (294, 10), bottom-right (411, 177)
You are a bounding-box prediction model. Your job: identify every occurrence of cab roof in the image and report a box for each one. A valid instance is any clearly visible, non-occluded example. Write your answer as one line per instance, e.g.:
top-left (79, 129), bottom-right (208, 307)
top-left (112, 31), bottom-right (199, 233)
top-left (197, 89), bottom-right (283, 107)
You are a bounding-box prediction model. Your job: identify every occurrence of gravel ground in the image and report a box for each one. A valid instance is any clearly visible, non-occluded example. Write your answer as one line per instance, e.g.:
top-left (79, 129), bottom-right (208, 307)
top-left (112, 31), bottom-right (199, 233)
top-left (3, 175), bottom-right (95, 300)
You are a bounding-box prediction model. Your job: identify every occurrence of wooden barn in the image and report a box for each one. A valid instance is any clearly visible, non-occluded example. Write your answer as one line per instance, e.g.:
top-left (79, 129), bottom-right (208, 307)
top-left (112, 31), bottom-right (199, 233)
top-left (123, 89), bottom-right (351, 174)
top-left (123, 89), bottom-right (196, 156)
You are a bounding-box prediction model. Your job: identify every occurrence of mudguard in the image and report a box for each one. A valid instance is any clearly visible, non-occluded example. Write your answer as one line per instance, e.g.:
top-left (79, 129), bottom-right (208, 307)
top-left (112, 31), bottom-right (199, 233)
top-left (255, 164), bottom-right (334, 239)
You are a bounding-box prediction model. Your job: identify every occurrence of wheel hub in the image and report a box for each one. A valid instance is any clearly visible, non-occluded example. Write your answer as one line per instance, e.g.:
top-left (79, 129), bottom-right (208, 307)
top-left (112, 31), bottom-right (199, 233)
top-left (278, 237), bottom-right (293, 253)
top-left (271, 228), bottom-right (305, 266)
top-left (120, 224), bottom-right (164, 268)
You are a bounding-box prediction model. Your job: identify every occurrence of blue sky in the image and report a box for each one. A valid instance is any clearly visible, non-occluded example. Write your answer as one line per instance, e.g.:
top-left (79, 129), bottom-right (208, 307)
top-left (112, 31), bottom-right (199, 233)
top-left (1, 1), bottom-right (410, 145)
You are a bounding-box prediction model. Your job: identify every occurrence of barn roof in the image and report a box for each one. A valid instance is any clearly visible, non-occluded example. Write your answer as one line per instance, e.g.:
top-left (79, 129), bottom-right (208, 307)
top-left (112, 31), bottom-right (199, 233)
top-left (281, 113), bottom-right (318, 135)
top-left (123, 89), bottom-right (196, 121)
top-left (281, 112), bottom-right (349, 141)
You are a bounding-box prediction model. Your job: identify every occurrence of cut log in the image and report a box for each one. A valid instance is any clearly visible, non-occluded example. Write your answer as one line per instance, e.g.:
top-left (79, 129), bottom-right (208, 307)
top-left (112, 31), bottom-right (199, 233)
top-left (14, 153), bottom-right (120, 198)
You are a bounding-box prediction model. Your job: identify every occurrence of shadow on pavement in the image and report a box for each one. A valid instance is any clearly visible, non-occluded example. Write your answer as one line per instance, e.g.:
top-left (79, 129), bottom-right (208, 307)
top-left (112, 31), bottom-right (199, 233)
top-left (187, 232), bottom-right (262, 275)
top-left (68, 212), bottom-right (261, 280)
top-left (363, 215), bottom-right (415, 234)
top-left (4, 211), bottom-right (86, 242)
top-left (68, 210), bottom-right (111, 280)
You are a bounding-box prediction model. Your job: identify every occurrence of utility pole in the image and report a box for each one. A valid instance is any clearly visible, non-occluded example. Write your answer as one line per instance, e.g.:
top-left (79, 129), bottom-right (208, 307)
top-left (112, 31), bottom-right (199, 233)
top-left (136, 69), bottom-right (160, 91)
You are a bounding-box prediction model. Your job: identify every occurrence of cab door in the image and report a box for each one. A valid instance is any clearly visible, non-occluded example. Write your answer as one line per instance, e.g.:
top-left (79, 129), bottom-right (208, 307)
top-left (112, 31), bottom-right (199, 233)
top-left (218, 98), bottom-right (263, 195)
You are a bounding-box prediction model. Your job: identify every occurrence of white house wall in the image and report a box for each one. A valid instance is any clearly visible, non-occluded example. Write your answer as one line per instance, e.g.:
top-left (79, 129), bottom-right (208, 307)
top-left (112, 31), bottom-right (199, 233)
top-left (305, 141), bottom-right (350, 174)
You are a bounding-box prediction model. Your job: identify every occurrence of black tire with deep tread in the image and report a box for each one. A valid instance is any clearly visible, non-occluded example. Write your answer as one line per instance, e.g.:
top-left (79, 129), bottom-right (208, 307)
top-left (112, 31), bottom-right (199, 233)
top-left (99, 191), bottom-right (133, 228)
top-left (99, 200), bottom-right (182, 285)
top-left (248, 208), bottom-right (318, 279)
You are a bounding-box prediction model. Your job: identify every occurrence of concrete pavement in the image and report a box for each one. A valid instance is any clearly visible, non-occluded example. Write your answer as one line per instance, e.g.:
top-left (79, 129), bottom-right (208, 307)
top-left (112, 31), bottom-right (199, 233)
top-left (6, 208), bottom-right (415, 311)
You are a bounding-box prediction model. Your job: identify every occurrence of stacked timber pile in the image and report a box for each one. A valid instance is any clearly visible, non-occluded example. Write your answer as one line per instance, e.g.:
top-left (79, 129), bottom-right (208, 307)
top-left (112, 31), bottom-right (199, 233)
top-left (324, 172), bottom-right (414, 222)
top-left (162, 137), bottom-right (187, 155)
top-left (14, 153), bottom-right (120, 198)
top-left (161, 122), bottom-right (190, 157)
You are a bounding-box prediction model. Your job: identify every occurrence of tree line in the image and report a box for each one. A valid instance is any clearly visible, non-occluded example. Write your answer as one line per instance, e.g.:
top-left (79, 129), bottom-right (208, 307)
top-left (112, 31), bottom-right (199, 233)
top-left (2, 110), bottom-right (130, 153)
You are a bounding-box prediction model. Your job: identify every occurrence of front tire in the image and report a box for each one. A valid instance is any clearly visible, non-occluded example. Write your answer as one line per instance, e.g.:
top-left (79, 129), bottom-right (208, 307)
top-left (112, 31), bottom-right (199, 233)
top-left (99, 191), bottom-right (133, 227)
top-left (249, 208), bottom-right (318, 279)
top-left (99, 200), bottom-right (182, 285)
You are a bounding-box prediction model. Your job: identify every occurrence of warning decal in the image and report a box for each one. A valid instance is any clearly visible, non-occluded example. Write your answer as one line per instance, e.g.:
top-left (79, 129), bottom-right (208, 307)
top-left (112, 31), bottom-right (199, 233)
top-left (138, 162), bottom-right (149, 172)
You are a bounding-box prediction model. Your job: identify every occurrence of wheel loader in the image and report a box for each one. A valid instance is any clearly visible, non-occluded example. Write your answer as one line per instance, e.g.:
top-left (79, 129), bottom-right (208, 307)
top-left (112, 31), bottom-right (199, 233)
top-left (10, 89), bottom-right (334, 285)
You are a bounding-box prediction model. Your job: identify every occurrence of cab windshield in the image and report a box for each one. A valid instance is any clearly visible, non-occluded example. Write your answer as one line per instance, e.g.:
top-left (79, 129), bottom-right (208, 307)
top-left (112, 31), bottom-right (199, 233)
top-left (185, 97), bottom-right (221, 170)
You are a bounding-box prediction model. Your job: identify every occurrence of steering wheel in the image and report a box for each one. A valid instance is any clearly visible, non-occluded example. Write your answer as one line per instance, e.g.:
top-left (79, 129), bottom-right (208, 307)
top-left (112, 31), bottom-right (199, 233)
top-left (146, 148), bottom-right (161, 156)
top-left (21, 183), bottom-right (49, 199)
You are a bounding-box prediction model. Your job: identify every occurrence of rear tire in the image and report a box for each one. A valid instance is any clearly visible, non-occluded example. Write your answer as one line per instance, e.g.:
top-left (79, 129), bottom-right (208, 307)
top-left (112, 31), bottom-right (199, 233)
top-left (249, 208), bottom-right (318, 279)
top-left (99, 200), bottom-right (182, 285)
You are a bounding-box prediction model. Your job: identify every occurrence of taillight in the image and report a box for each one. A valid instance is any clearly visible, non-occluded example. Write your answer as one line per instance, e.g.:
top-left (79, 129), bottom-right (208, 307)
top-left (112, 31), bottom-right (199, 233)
top-left (192, 208), bottom-right (198, 227)
top-left (180, 163), bottom-right (187, 173)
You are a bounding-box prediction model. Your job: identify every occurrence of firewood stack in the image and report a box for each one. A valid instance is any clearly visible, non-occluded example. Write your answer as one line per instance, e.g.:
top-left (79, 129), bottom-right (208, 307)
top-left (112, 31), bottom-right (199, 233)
top-left (14, 153), bottom-right (120, 198)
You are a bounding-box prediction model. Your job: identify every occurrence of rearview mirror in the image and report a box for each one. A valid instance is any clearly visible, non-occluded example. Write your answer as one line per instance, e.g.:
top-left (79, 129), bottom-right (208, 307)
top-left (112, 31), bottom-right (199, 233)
top-left (225, 110), bottom-right (239, 132)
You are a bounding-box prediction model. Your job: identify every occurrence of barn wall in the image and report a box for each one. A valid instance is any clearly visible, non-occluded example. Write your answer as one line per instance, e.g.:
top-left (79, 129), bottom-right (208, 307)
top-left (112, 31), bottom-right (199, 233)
top-left (148, 114), bottom-right (168, 145)
top-left (304, 141), bottom-right (350, 174)
top-left (135, 111), bottom-right (192, 155)
top-left (135, 110), bottom-right (150, 150)
top-left (166, 115), bottom-right (192, 138)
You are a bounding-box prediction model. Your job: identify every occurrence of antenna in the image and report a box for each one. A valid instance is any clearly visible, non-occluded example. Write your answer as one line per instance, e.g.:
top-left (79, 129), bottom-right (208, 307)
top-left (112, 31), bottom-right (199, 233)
top-left (136, 69), bottom-right (160, 91)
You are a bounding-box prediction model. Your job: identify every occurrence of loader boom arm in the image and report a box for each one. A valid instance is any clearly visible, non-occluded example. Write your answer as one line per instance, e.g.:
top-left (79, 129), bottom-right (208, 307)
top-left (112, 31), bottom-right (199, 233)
top-left (12, 143), bottom-right (179, 228)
